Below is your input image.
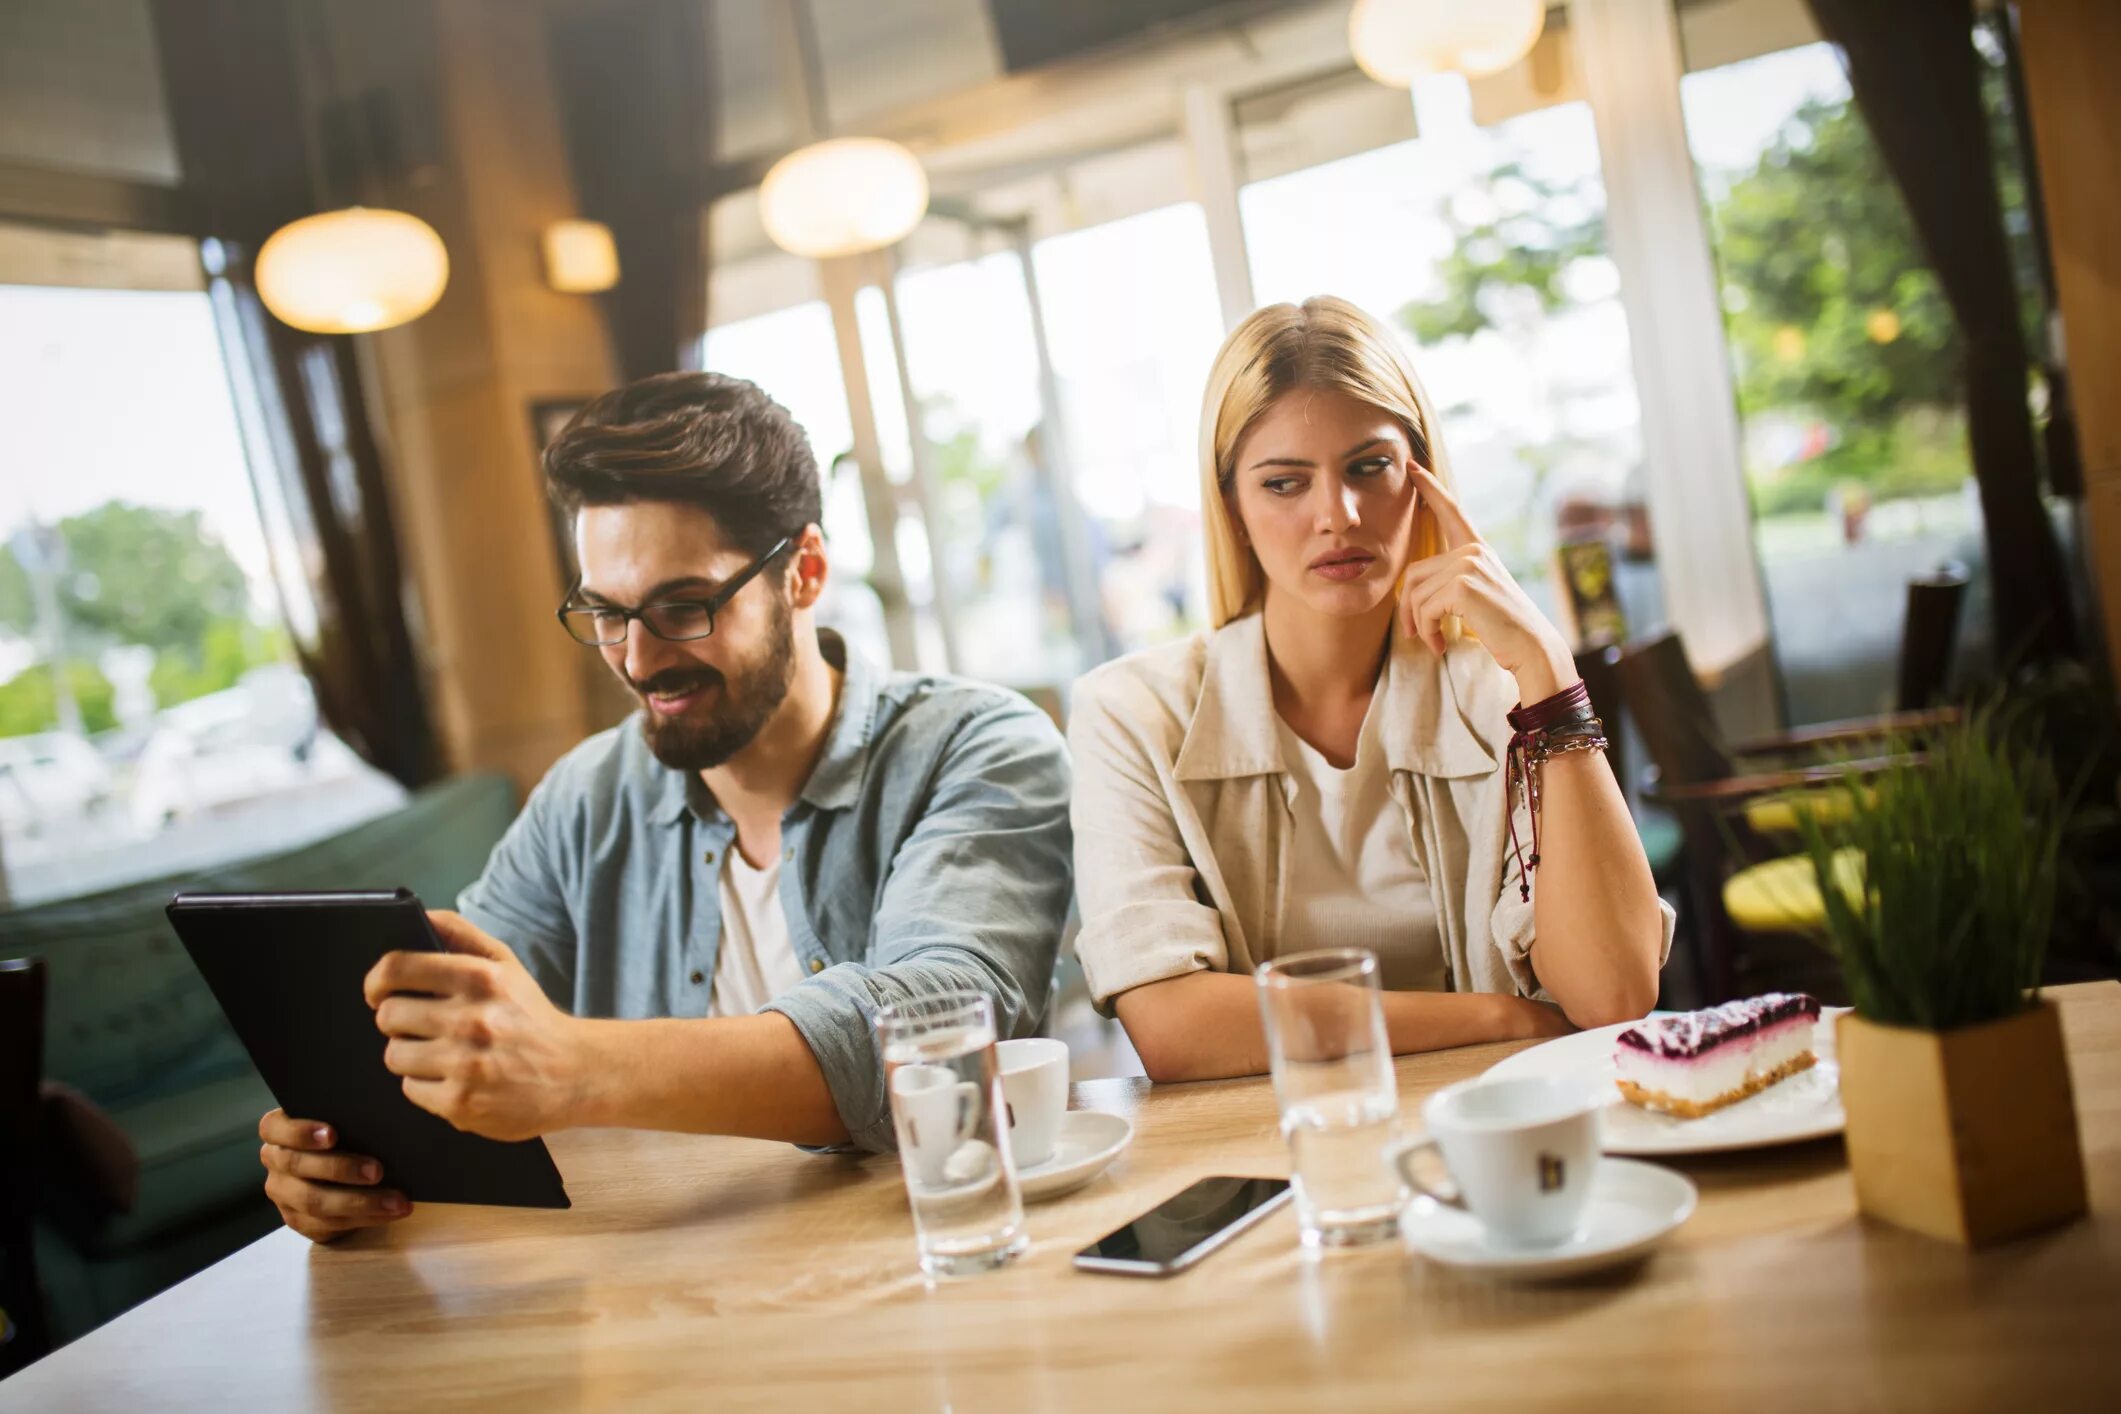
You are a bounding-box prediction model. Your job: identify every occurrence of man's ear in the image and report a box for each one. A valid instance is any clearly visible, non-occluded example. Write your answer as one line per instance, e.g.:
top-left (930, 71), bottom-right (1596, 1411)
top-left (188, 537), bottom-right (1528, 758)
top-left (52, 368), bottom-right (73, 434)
top-left (786, 523), bottom-right (829, 610)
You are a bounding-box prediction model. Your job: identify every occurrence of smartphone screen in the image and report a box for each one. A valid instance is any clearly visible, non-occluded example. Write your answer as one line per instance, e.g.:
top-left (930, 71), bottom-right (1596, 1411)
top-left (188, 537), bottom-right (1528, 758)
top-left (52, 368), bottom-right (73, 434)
top-left (1073, 1176), bottom-right (1292, 1275)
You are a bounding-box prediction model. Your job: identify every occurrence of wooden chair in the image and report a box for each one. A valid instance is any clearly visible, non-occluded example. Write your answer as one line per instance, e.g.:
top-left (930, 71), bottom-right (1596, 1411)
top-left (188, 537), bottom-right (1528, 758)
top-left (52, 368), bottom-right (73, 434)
top-left (1617, 632), bottom-right (1951, 1002)
top-left (2, 957), bottom-right (52, 1374)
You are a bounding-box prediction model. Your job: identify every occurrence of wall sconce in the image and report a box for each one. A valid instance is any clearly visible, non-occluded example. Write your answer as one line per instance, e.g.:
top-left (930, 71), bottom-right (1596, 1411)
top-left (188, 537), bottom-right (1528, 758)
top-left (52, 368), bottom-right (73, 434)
top-left (542, 219), bottom-right (620, 293)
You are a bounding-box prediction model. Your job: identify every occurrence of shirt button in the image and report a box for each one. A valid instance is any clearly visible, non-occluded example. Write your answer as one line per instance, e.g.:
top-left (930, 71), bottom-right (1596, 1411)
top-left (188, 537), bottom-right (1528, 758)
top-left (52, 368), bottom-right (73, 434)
top-left (784, 847), bottom-right (795, 862)
top-left (691, 970), bottom-right (705, 984)
top-left (808, 958), bottom-right (825, 974)
top-left (703, 850), bottom-right (716, 864)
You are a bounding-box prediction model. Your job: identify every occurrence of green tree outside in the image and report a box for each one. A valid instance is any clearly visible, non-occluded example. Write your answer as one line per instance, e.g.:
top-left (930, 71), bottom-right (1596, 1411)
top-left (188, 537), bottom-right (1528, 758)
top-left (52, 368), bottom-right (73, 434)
top-left (0, 501), bottom-right (285, 737)
top-left (1705, 95), bottom-right (1972, 518)
top-left (1394, 90), bottom-right (1978, 525)
top-left (0, 662), bottom-right (118, 738)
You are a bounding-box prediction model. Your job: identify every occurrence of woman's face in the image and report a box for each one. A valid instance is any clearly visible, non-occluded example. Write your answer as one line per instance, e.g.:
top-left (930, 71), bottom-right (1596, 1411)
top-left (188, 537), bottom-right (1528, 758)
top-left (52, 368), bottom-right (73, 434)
top-left (1224, 388), bottom-right (1421, 621)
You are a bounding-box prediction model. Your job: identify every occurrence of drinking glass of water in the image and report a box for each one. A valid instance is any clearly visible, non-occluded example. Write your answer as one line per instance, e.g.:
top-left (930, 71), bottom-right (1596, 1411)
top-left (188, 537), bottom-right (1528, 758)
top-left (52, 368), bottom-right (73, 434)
top-left (1256, 948), bottom-right (1406, 1248)
top-left (876, 989), bottom-right (1027, 1278)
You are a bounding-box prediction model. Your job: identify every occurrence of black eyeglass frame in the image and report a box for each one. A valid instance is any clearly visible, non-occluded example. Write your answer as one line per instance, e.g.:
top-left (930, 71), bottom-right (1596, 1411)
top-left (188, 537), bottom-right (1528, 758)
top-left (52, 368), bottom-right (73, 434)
top-left (555, 537), bottom-right (794, 646)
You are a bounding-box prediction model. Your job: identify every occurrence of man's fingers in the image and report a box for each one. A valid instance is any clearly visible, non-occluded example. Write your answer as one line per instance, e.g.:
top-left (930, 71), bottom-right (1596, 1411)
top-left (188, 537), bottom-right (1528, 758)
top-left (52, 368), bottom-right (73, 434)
top-left (264, 1144), bottom-right (382, 1186)
top-left (264, 1171), bottom-right (409, 1222)
top-left (1410, 463), bottom-right (1478, 550)
top-left (374, 994), bottom-right (449, 1040)
top-left (425, 909), bottom-right (516, 962)
top-left (383, 1036), bottom-right (453, 1081)
top-left (363, 949), bottom-right (494, 1008)
top-left (259, 1109), bottom-right (336, 1151)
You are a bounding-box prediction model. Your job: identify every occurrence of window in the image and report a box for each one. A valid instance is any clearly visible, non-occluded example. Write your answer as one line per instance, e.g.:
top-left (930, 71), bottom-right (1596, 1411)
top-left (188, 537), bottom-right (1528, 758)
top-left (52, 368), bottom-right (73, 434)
top-left (0, 225), bottom-right (401, 904)
top-left (1030, 204), bottom-right (1228, 650)
top-left (1678, 0), bottom-right (2015, 721)
top-left (1239, 68), bottom-right (1656, 635)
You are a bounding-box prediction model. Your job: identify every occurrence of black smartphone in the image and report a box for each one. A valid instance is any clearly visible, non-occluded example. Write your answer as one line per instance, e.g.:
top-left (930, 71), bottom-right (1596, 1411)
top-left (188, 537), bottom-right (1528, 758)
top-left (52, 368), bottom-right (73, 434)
top-left (1072, 1175), bottom-right (1293, 1277)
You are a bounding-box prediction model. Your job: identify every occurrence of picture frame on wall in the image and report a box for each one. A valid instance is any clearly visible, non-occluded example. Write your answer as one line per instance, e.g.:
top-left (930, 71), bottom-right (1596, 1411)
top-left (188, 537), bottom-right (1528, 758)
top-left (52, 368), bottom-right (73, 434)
top-left (529, 397), bottom-right (591, 583)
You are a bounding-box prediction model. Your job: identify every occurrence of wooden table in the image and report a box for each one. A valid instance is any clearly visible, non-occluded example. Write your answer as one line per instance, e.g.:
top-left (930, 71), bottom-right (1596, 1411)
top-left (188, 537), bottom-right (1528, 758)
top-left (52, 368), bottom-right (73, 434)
top-left (9, 983), bottom-right (2120, 1412)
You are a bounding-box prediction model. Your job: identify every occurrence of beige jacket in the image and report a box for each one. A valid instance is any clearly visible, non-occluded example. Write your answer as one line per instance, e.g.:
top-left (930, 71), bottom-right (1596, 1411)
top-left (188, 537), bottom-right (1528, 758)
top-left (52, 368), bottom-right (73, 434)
top-left (1068, 613), bottom-right (1672, 1013)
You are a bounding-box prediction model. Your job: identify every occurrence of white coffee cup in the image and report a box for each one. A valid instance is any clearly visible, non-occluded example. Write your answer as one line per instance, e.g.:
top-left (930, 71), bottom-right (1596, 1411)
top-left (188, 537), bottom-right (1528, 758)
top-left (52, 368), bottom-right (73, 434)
top-left (890, 1062), bottom-right (982, 1188)
top-left (995, 1037), bottom-right (1069, 1169)
top-left (1387, 1075), bottom-right (1602, 1250)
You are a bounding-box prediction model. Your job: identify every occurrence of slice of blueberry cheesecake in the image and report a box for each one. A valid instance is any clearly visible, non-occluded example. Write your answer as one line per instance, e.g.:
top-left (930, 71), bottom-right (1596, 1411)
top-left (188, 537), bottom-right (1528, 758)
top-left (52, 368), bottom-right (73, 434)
top-left (1614, 993), bottom-right (1822, 1119)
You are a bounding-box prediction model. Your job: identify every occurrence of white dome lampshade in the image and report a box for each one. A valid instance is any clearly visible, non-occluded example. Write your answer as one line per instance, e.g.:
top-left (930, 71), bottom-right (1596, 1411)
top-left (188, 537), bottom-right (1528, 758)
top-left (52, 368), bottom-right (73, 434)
top-left (759, 136), bottom-right (929, 260)
top-left (1348, 0), bottom-right (1547, 85)
top-left (255, 207), bottom-right (450, 334)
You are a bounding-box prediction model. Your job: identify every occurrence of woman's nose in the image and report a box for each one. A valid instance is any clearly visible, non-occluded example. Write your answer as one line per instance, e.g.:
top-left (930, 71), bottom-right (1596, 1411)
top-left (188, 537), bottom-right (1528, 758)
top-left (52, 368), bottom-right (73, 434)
top-left (1316, 479), bottom-right (1360, 533)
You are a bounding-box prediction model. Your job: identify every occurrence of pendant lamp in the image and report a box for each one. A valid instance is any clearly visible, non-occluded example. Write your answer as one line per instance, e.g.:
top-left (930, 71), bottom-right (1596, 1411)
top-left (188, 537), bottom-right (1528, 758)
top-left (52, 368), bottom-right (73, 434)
top-left (760, 1), bottom-right (928, 259)
top-left (761, 137), bottom-right (929, 260)
top-left (256, 206), bottom-right (449, 335)
top-left (1348, 0), bottom-right (1547, 85)
top-left (254, 0), bottom-right (450, 335)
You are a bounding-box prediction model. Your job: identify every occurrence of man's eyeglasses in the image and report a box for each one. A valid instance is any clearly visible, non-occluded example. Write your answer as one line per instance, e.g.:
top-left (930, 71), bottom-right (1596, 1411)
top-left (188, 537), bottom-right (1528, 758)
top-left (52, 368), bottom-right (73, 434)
top-left (556, 537), bottom-right (793, 646)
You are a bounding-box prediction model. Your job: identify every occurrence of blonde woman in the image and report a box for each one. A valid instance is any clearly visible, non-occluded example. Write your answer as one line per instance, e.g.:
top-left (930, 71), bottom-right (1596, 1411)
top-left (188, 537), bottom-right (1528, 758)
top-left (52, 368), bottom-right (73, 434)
top-left (1069, 297), bottom-right (1671, 1082)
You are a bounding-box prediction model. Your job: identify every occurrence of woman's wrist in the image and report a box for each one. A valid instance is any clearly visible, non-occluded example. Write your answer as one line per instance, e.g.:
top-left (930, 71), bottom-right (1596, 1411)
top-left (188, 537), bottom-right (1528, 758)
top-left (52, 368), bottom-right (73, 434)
top-left (1495, 994), bottom-right (1571, 1040)
top-left (1508, 632), bottom-right (1580, 705)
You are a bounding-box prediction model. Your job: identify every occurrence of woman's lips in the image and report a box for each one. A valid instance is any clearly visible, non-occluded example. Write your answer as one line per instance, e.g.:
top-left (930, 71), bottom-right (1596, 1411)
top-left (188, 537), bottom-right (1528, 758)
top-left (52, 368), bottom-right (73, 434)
top-left (1309, 551), bottom-right (1375, 582)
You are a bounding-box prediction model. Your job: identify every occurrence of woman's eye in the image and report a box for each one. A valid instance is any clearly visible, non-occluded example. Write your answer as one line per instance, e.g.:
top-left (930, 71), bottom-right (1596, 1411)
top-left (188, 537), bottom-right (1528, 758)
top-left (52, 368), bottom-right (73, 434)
top-left (1262, 476), bottom-right (1303, 496)
top-left (1349, 457), bottom-right (1394, 478)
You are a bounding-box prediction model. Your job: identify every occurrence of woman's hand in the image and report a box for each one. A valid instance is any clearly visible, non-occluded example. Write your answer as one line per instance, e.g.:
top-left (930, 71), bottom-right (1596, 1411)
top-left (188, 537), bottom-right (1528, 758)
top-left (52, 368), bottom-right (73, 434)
top-left (1397, 463), bottom-right (1578, 703)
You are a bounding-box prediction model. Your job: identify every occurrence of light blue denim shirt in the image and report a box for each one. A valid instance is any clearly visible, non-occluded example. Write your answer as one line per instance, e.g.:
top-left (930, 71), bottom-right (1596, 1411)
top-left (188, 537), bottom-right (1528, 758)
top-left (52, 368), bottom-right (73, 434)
top-left (456, 631), bottom-right (1073, 1152)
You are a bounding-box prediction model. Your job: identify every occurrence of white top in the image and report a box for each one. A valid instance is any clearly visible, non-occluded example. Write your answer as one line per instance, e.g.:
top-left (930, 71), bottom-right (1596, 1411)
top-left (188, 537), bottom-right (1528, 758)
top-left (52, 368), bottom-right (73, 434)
top-left (1272, 697), bottom-right (1448, 993)
top-left (708, 847), bottom-right (807, 1017)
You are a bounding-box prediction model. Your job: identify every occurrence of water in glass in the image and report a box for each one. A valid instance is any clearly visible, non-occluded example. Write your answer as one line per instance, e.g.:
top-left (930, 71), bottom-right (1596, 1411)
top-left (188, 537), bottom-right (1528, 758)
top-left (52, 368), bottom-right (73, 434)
top-left (879, 994), bottom-right (1026, 1277)
top-left (1284, 1090), bottom-right (1405, 1240)
top-left (1256, 948), bottom-right (1407, 1247)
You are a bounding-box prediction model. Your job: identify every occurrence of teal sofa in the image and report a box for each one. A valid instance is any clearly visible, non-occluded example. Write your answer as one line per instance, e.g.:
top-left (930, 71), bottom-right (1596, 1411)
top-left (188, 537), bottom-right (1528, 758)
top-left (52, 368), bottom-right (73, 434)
top-left (2, 772), bottom-right (517, 1346)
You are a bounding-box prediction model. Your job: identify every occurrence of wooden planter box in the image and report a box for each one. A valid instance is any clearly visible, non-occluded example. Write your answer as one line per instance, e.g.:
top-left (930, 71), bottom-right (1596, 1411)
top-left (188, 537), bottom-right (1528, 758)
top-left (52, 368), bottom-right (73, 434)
top-left (1836, 1001), bottom-right (2089, 1245)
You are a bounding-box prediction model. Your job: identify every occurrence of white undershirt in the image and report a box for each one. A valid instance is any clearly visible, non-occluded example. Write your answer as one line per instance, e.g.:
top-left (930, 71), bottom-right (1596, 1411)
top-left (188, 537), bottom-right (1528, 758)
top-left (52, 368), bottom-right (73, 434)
top-left (1273, 699), bottom-right (1448, 992)
top-left (708, 847), bottom-right (807, 1017)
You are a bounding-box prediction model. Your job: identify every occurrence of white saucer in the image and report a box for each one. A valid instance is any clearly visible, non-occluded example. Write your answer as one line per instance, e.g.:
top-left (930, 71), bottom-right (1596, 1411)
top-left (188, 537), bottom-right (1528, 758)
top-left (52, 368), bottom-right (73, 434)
top-left (1482, 1008), bottom-right (1849, 1155)
top-left (1014, 1110), bottom-right (1133, 1201)
top-left (1401, 1157), bottom-right (1696, 1280)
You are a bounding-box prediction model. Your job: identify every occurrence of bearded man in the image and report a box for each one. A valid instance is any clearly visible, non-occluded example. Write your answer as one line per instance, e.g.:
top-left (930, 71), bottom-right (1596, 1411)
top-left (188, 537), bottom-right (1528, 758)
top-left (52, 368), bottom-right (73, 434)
top-left (255, 372), bottom-right (1073, 1242)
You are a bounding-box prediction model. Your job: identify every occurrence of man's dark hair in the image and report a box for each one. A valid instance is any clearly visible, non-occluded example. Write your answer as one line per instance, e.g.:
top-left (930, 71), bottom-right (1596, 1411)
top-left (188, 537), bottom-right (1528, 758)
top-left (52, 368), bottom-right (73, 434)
top-left (543, 371), bottom-right (821, 555)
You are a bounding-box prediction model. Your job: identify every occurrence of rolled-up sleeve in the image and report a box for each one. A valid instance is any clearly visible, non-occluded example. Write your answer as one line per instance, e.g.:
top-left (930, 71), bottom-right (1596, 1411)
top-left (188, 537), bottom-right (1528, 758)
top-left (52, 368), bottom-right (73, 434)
top-left (1067, 673), bottom-right (1230, 1016)
top-left (764, 699), bottom-right (1073, 1153)
top-left (456, 771), bottom-right (579, 1007)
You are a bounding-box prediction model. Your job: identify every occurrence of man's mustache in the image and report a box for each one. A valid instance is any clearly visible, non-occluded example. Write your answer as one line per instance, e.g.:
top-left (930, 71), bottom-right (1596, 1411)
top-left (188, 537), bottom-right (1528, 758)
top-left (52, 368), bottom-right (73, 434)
top-left (630, 668), bottom-right (724, 699)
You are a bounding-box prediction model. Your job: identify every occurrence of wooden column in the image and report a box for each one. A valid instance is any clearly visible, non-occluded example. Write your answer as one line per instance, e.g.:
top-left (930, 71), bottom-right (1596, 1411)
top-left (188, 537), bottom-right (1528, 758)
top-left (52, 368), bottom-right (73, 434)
top-left (2018, 0), bottom-right (2121, 687)
top-left (340, 0), bottom-right (631, 792)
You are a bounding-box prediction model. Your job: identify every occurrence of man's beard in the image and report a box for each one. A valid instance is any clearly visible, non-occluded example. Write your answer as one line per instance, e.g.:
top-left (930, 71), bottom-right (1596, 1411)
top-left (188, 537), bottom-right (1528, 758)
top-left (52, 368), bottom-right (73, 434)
top-left (629, 591), bottom-right (797, 772)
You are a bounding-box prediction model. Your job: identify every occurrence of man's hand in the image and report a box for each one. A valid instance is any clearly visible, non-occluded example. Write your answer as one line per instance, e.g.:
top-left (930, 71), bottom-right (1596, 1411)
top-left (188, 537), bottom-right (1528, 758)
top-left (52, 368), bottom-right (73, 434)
top-left (258, 1109), bottom-right (408, 1243)
top-left (365, 910), bottom-right (594, 1141)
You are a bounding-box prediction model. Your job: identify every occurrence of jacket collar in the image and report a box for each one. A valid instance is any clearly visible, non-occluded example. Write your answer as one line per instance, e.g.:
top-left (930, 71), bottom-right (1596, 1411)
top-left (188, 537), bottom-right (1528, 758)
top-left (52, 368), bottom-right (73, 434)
top-left (641, 628), bottom-right (879, 825)
top-left (1172, 612), bottom-right (1496, 784)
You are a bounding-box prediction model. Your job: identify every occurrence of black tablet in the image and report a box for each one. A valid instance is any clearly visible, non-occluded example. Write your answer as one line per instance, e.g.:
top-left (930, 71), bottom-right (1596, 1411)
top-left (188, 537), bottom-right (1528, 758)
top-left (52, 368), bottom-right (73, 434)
top-left (166, 888), bottom-right (569, 1209)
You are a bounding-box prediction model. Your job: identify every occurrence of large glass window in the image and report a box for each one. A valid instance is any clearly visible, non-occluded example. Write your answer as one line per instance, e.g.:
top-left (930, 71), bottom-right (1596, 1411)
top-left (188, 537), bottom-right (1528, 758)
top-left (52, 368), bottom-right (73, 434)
top-left (1238, 69), bottom-right (1657, 635)
top-left (0, 226), bottom-right (401, 904)
top-left (1678, 2), bottom-right (2005, 721)
top-left (1030, 204), bottom-right (1227, 650)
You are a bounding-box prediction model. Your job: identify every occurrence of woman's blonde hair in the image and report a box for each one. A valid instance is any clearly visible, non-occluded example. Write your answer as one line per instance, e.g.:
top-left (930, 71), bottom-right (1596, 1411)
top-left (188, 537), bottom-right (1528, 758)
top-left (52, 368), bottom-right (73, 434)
top-left (1198, 295), bottom-right (1456, 628)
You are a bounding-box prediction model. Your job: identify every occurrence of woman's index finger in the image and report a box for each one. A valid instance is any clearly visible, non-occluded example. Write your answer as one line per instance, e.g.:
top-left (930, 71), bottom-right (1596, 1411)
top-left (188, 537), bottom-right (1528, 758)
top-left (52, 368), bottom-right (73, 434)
top-left (1410, 463), bottom-right (1479, 549)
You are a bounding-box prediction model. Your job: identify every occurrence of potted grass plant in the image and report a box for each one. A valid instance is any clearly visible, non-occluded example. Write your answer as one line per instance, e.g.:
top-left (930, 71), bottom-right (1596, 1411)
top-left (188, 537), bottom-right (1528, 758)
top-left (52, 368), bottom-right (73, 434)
top-left (1796, 708), bottom-right (2089, 1246)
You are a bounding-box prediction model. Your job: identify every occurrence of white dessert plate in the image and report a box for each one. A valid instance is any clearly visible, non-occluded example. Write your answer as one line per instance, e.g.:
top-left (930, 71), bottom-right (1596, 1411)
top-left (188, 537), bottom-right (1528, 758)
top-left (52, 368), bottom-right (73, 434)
top-left (1015, 1110), bottom-right (1133, 1201)
top-left (1402, 1157), bottom-right (1696, 1280)
top-left (1481, 1008), bottom-right (1849, 1155)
